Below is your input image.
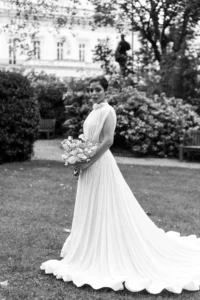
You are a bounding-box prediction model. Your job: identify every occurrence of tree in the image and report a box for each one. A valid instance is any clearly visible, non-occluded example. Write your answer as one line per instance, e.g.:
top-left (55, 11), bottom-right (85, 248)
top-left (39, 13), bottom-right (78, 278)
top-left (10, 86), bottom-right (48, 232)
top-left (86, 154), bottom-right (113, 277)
top-left (92, 38), bottom-right (117, 75)
top-left (92, 0), bottom-right (200, 98)
top-left (1, 0), bottom-right (91, 57)
top-left (3, 0), bottom-right (200, 63)
top-left (92, 0), bottom-right (200, 65)
top-left (2, 0), bottom-right (200, 98)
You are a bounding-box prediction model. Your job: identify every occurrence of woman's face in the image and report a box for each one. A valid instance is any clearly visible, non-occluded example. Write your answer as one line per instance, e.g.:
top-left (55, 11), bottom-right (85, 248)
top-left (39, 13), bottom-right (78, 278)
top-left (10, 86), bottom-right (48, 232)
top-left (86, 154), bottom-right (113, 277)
top-left (89, 81), bottom-right (105, 104)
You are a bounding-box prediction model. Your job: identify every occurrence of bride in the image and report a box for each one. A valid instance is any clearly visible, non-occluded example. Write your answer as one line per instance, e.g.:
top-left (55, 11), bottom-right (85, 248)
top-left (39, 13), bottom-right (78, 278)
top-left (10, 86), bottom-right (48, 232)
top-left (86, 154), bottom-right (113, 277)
top-left (41, 76), bottom-right (200, 295)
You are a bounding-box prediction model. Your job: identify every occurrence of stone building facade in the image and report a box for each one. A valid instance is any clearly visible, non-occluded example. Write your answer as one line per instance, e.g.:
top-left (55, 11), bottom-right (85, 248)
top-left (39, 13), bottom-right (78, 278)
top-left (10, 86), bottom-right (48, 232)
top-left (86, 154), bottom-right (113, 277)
top-left (0, 1), bottom-right (139, 78)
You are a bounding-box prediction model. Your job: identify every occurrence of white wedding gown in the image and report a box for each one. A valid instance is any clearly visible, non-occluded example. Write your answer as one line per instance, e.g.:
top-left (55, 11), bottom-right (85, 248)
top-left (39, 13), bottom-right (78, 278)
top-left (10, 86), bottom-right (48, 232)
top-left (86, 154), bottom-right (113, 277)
top-left (40, 102), bottom-right (200, 294)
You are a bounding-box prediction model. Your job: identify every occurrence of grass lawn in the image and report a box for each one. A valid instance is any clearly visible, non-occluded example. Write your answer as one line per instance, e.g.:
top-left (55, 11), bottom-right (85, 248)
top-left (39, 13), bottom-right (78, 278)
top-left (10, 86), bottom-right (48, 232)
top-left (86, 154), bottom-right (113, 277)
top-left (0, 160), bottom-right (200, 300)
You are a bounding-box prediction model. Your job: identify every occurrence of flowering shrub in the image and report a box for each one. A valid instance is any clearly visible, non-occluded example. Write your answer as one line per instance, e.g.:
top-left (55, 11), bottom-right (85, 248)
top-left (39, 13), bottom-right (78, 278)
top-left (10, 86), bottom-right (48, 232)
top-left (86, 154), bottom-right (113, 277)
top-left (185, 97), bottom-right (200, 116)
top-left (108, 87), bottom-right (200, 157)
top-left (63, 75), bottom-right (200, 158)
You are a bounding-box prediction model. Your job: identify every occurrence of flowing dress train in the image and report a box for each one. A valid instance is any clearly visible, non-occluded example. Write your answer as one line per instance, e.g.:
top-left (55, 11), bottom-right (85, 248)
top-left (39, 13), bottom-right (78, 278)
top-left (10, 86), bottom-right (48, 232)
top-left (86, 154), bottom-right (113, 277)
top-left (40, 102), bottom-right (200, 294)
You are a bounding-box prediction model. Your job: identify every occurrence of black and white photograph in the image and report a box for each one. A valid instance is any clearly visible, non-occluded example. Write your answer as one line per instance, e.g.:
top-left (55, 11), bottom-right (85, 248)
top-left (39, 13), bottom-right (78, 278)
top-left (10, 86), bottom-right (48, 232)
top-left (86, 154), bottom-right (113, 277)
top-left (1, 1), bottom-right (200, 299)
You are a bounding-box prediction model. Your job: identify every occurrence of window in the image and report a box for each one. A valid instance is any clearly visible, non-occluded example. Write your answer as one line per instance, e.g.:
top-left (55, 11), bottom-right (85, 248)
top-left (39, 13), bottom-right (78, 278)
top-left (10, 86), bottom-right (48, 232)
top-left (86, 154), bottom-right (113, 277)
top-left (9, 39), bottom-right (16, 65)
top-left (79, 44), bottom-right (85, 61)
top-left (33, 41), bottom-right (41, 59)
top-left (57, 41), bottom-right (64, 60)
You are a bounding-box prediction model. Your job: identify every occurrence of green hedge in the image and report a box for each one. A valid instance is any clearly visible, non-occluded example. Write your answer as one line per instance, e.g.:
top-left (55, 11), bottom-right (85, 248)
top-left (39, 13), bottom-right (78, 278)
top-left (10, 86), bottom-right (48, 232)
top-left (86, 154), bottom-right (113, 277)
top-left (0, 71), bottom-right (40, 164)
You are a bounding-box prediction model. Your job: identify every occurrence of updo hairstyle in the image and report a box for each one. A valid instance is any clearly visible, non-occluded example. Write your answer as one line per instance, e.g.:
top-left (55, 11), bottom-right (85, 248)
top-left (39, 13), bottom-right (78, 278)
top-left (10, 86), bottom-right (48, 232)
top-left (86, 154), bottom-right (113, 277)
top-left (89, 76), bottom-right (108, 91)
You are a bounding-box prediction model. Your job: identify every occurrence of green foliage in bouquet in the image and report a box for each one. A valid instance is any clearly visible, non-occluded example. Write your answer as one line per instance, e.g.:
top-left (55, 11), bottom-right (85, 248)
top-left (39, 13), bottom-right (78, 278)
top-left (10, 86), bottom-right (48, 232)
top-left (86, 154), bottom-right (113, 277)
top-left (0, 71), bottom-right (40, 164)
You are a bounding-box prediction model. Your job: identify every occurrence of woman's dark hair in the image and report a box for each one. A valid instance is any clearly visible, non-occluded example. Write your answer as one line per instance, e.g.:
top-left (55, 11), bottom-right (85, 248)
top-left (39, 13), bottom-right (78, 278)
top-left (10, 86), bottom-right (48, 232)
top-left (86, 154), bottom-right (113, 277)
top-left (89, 76), bottom-right (108, 91)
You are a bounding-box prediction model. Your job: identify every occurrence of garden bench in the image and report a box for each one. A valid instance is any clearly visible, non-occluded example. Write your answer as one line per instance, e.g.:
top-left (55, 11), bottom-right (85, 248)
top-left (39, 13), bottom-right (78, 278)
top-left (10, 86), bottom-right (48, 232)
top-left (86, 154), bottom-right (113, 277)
top-left (179, 130), bottom-right (200, 161)
top-left (39, 119), bottom-right (56, 139)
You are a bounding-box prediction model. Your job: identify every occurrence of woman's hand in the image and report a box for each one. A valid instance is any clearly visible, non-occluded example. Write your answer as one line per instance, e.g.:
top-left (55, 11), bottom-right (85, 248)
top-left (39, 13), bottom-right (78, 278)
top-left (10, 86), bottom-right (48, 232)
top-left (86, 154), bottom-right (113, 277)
top-left (74, 161), bottom-right (91, 172)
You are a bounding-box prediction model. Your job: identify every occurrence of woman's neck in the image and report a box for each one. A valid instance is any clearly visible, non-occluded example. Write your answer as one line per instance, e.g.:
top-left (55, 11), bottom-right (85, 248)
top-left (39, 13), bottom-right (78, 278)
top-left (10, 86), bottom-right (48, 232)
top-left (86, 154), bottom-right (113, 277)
top-left (97, 99), bottom-right (107, 104)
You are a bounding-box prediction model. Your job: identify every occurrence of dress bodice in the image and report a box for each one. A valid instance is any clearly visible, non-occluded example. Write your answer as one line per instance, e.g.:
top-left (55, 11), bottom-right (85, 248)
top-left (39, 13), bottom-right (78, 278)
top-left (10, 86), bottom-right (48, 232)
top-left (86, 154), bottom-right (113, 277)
top-left (83, 102), bottom-right (116, 143)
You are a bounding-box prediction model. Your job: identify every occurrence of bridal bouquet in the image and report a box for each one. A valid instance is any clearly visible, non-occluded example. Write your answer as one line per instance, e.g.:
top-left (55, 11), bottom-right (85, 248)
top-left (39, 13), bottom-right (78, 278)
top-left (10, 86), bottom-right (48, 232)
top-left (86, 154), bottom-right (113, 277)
top-left (61, 134), bottom-right (98, 176)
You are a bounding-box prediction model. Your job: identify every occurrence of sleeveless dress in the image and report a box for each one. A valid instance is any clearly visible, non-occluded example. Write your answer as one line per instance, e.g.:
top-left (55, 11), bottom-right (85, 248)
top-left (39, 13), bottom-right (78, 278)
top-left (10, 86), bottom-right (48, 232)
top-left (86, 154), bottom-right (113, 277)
top-left (40, 102), bottom-right (200, 294)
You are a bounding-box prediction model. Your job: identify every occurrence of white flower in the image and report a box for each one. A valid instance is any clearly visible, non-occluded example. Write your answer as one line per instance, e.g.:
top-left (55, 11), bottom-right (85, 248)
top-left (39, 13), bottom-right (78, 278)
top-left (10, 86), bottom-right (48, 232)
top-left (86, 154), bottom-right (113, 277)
top-left (77, 148), bottom-right (83, 153)
top-left (65, 140), bottom-right (72, 148)
top-left (71, 143), bottom-right (76, 150)
top-left (61, 154), bottom-right (69, 166)
top-left (78, 134), bottom-right (87, 141)
top-left (68, 156), bottom-right (79, 164)
top-left (77, 153), bottom-right (87, 160)
top-left (62, 154), bottom-right (69, 161)
top-left (64, 152), bottom-right (71, 158)
top-left (76, 140), bottom-right (82, 147)
top-left (62, 144), bottom-right (70, 151)
top-left (87, 142), bottom-right (93, 147)
top-left (91, 145), bottom-right (98, 153)
top-left (87, 150), bottom-right (93, 157)
top-left (71, 149), bottom-right (78, 156)
top-left (66, 141), bottom-right (76, 150)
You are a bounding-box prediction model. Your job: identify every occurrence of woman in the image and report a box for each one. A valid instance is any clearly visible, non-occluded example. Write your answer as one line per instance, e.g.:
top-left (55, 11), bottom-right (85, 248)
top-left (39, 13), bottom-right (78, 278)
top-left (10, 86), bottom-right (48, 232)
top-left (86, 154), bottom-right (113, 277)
top-left (41, 76), bottom-right (200, 294)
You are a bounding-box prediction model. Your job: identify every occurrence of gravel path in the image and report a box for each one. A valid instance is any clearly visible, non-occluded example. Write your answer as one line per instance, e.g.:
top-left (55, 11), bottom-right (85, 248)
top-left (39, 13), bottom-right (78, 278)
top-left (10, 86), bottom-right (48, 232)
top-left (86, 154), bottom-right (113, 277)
top-left (33, 139), bottom-right (200, 169)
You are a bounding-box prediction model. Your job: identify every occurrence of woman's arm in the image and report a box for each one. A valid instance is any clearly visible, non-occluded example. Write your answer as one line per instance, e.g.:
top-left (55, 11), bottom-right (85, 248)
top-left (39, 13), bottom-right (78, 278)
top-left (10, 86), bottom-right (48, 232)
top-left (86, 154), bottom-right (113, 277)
top-left (75, 109), bottom-right (116, 170)
top-left (90, 109), bottom-right (116, 165)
